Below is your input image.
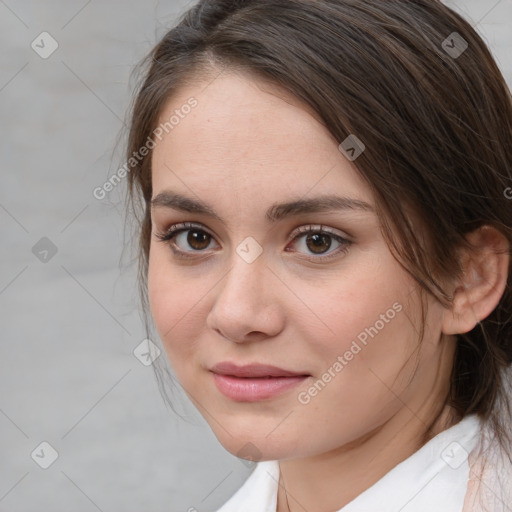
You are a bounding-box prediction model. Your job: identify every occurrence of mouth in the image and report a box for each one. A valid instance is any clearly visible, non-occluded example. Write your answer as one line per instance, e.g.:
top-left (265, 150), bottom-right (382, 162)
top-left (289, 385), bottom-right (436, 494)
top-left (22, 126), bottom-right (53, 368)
top-left (210, 362), bottom-right (310, 402)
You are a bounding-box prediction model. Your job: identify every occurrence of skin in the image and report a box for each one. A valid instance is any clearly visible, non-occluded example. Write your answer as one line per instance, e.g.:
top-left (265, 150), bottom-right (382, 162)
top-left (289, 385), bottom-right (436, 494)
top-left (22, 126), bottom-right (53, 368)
top-left (147, 69), bottom-right (497, 511)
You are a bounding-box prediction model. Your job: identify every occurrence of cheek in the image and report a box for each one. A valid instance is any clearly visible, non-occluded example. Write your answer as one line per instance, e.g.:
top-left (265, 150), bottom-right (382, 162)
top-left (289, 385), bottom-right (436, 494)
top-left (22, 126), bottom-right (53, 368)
top-left (310, 294), bottom-right (420, 405)
top-left (147, 249), bottom-right (205, 364)
top-left (293, 261), bottom-right (413, 362)
top-left (292, 264), bottom-right (422, 418)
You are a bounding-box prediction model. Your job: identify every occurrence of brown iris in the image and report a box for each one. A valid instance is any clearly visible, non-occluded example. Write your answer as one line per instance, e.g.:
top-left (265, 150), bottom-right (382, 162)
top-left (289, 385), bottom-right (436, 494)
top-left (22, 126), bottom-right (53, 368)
top-left (187, 230), bottom-right (211, 250)
top-left (306, 233), bottom-right (332, 254)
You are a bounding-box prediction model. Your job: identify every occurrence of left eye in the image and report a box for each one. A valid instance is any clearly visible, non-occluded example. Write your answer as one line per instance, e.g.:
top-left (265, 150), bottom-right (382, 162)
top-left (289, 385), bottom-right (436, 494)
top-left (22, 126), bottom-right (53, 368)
top-left (286, 227), bottom-right (351, 260)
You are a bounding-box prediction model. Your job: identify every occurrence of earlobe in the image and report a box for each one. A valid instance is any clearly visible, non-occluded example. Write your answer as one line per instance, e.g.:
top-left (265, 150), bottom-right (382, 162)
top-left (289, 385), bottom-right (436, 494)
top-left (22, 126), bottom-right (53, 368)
top-left (442, 225), bottom-right (510, 335)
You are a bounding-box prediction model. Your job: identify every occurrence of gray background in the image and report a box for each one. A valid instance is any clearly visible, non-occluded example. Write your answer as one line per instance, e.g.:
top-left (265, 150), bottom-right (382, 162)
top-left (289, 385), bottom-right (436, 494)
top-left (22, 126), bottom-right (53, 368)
top-left (1, 1), bottom-right (511, 511)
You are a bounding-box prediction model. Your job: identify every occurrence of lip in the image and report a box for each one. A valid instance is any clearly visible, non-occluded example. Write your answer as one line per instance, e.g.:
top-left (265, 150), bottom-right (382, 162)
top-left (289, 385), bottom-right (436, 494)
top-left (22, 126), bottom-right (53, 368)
top-left (210, 362), bottom-right (310, 402)
top-left (211, 361), bottom-right (308, 378)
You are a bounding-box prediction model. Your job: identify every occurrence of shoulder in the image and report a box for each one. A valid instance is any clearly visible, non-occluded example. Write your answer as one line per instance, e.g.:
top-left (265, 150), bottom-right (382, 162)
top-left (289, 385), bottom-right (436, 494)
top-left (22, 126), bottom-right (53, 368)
top-left (463, 415), bottom-right (512, 512)
top-left (214, 460), bottom-right (279, 512)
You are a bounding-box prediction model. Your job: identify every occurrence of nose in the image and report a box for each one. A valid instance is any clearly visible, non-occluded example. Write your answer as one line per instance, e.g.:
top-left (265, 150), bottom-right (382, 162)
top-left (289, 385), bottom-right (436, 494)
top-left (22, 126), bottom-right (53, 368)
top-left (206, 250), bottom-right (285, 344)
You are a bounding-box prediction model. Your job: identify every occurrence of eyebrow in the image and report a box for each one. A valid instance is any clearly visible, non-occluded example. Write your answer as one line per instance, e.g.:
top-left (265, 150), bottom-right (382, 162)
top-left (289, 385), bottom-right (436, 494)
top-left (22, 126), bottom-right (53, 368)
top-left (150, 191), bottom-right (374, 224)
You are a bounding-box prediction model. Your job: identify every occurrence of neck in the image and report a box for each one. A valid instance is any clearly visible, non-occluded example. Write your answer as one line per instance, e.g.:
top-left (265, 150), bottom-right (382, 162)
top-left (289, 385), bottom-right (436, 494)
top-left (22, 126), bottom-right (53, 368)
top-left (277, 402), bottom-right (461, 512)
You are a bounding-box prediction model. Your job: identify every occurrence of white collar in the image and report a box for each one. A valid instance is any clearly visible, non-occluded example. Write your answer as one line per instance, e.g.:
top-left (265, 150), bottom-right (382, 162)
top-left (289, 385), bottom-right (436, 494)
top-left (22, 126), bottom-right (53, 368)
top-left (216, 414), bottom-right (482, 512)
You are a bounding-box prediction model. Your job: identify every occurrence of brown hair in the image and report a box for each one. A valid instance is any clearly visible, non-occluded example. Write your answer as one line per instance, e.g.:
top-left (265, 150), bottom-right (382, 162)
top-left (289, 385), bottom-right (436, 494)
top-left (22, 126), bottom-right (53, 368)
top-left (124, 0), bottom-right (512, 505)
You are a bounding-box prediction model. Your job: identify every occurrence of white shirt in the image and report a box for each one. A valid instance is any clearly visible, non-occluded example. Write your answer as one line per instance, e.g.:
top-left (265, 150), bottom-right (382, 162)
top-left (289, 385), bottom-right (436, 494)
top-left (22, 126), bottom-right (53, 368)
top-left (216, 414), bottom-right (483, 512)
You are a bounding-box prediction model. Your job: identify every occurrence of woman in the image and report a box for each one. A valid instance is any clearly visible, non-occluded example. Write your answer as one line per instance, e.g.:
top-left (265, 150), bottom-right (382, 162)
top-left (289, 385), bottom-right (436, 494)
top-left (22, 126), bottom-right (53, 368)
top-left (124, 1), bottom-right (512, 510)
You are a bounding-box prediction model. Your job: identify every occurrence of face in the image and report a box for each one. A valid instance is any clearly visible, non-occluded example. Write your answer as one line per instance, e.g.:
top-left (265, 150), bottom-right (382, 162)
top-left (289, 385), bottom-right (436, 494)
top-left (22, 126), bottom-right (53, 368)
top-left (148, 70), bottom-right (451, 462)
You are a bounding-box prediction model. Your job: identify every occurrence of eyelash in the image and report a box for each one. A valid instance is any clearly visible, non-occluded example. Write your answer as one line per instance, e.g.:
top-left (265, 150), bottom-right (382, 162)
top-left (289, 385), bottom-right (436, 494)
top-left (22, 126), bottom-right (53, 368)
top-left (154, 222), bottom-right (352, 262)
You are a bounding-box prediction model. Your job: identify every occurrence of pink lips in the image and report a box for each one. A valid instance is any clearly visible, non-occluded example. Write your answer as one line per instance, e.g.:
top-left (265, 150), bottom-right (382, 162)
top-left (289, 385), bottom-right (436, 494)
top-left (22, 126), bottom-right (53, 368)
top-left (210, 362), bottom-right (309, 402)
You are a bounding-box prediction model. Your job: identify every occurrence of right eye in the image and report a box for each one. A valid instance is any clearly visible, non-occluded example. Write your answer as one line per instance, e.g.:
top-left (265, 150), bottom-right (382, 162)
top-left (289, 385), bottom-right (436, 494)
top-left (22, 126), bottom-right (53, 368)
top-left (154, 222), bottom-right (219, 257)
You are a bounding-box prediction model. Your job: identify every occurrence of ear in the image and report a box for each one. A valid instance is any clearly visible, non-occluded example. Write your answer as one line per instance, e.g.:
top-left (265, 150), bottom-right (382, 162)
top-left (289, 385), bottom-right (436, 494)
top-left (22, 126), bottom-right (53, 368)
top-left (442, 225), bottom-right (510, 335)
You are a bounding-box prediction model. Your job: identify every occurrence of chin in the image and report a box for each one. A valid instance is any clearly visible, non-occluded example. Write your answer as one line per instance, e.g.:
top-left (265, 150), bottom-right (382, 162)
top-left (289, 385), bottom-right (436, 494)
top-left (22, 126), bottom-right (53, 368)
top-left (211, 425), bottom-right (301, 463)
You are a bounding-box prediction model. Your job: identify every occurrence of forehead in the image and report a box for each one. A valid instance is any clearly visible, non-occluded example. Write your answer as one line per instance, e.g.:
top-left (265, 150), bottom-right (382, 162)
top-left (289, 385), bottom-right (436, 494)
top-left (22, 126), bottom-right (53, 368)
top-left (151, 71), bottom-right (372, 205)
